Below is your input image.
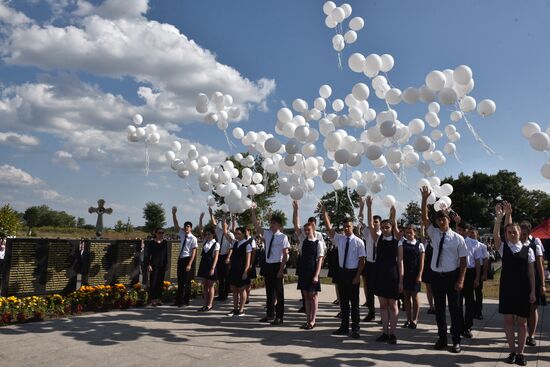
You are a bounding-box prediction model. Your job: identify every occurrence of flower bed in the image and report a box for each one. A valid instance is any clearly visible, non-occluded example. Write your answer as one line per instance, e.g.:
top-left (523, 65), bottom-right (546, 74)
top-left (0, 275), bottom-right (299, 326)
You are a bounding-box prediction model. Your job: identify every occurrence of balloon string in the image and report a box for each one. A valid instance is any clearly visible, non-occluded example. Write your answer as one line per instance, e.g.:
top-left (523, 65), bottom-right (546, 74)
top-left (388, 167), bottom-right (416, 195)
top-left (455, 105), bottom-right (499, 158)
top-left (345, 165), bottom-right (356, 219)
top-left (453, 151), bottom-right (463, 164)
top-left (337, 52), bottom-right (343, 70)
top-left (145, 142), bottom-right (150, 176)
top-left (223, 130), bottom-right (237, 150)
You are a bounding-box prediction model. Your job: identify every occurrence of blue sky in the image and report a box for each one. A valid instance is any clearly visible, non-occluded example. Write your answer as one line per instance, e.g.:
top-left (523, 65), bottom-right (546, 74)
top-left (0, 0), bottom-right (549, 228)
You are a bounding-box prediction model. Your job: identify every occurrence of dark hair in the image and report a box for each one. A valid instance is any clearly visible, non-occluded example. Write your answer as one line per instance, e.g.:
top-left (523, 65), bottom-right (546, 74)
top-left (307, 217), bottom-right (317, 224)
top-left (504, 222), bottom-right (521, 232)
top-left (235, 226), bottom-right (247, 234)
top-left (271, 215), bottom-right (283, 226)
top-left (456, 222), bottom-right (468, 230)
top-left (204, 226), bottom-right (216, 236)
top-left (435, 211), bottom-right (450, 219)
top-left (373, 215), bottom-right (382, 222)
top-left (303, 222), bottom-right (314, 230)
top-left (404, 223), bottom-right (417, 231)
top-left (380, 219), bottom-right (392, 227)
top-left (184, 221), bottom-right (193, 228)
top-left (342, 217), bottom-right (354, 225)
top-left (519, 220), bottom-right (532, 231)
top-left (155, 227), bottom-right (164, 233)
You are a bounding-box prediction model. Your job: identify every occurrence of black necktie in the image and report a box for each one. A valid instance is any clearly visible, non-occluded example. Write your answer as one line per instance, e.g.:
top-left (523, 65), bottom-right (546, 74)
top-left (342, 237), bottom-right (350, 269)
top-left (373, 236), bottom-right (378, 262)
top-left (435, 232), bottom-right (446, 268)
top-left (267, 233), bottom-right (275, 259)
top-left (180, 236), bottom-right (188, 257)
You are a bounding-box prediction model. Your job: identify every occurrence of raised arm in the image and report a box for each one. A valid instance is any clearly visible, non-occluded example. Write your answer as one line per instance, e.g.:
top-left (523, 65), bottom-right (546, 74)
top-left (198, 212), bottom-right (205, 238)
top-left (172, 206), bottom-right (180, 232)
top-left (366, 195), bottom-right (378, 240)
top-left (357, 196), bottom-right (366, 230)
top-left (208, 207), bottom-right (217, 226)
top-left (250, 203), bottom-right (263, 239)
top-left (292, 200), bottom-right (301, 237)
top-left (493, 203), bottom-right (505, 248)
top-left (389, 205), bottom-right (401, 239)
top-left (321, 203), bottom-right (335, 238)
top-left (503, 201), bottom-right (512, 226)
top-left (420, 186), bottom-right (431, 229)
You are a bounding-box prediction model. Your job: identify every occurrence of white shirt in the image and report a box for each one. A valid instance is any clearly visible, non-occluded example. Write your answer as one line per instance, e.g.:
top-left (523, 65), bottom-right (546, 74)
top-left (398, 238), bottom-right (426, 253)
top-left (178, 230), bottom-right (198, 258)
top-left (333, 233), bottom-right (366, 269)
top-left (298, 236), bottom-right (325, 258)
top-left (477, 242), bottom-right (489, 260)
top-left (234, 239), bottom-right (253, 253)
top-left (499, 242), bottom-right (535, 263)
top-left (361, 227), bottom-right (382, 263)
top-left (523, 236), bottom-right (544, 257)
top-left (202, 239), bottom-right (220, 253)
top-left (298, 231), bottom-right (325, 254)
top-left (263, 230), bottom-right (290, 263)
top-left (248, 237), bottom-right (257, 249)
top-left (0, 248), bottom-right (5, 260)
top-left (427, 225), bottom-right (468, 273)
top-left (464, 237), bottom-right (484, 268)
top-left (216, 223), bottom-right (235, 255)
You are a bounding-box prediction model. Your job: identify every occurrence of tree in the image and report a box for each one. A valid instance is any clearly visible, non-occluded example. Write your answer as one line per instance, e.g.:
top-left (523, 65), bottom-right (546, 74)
top-left (114, 220), bottom-right (126, 232)
top-left (269, 209), bottom-right (288, 228)
top-left (0, 204), bottom-right (23, 237)
top-left (143, 202), bottom-right (166, 234)
top-left (314, 188), bottom-right (360, 231)
top-left (76, 217), bottom-right (85, 227)
top-left (442, 170), bottom-right (550, 228)
top-left (23, 205), bottom-right (76, 232)
top-left (401, 201), bottom-right (421, 226)
top-left (213, 153), bottom-right (279, 227)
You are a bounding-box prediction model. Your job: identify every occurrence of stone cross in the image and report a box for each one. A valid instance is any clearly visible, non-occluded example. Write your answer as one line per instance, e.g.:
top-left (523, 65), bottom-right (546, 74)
top-left (88, 199), bottom-right (113, 238)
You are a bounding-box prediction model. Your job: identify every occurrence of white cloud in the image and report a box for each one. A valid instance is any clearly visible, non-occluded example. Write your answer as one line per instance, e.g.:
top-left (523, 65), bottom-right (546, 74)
top-left (0, 164), bottom-right (43, 186)
top-left (0, 2), bottom-right (32, 26)
top-left (35, 188), bottom-right (69, 202)
top-left (0, 131), bottom-right (39, 147)
top-left (52, 150), bottom-right (80, 171)
top-left (74, 0), bottom-right (148, 20)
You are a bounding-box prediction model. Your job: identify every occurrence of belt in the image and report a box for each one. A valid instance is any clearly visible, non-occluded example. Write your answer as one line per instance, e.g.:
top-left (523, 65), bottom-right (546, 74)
top-left (432, 269), bottom-right (458, 276)
top-left (339, 267), bottom-right (358, 272)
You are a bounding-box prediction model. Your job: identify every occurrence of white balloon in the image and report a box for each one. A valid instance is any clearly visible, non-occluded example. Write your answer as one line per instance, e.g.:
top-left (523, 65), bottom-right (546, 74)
top-left (477, 99), bottom-right (496, 117)
top-left (348, 53), bottom-right (366, 73)
top-left (383, 195), bottom-right (396, 208)
top-left (453, 65), bottom-right (473, 85)
top-left (522, 122), bottom-right (542, 138)
top-left (277, 107), bottom-right (293, 123)
top-left (133, 114), bottom-right (143, 125)
top-left (136, 127), bottom-right (146, 138)
top-left (344, 30), bottom-right (357, 44)
top-left (196, 103), bottom-right (208, 114)
top-left (428, 102), bottom-right (441, 114)
top-left (322, 167), bottom-right (339, 184)
top-left (386, 148), bottom-right (403, 164)
top-left (188, 149), bottom-right (199, 160)
top-left (252, 172), bottom-right (263, 184)
top-left (341, 3), bottom-right (352, 18)
top-left (196, 93), bottom-right (209, 106)
top-left (332, 179), bottom-right (344, 190)
top-left (459, 96), bottom-right (476, 112)
top-left (364, 54), bottom-right (382, 75)
top-left (217, 119), bottom-right (228, 130)
top-left (292, 99), bottom-right (308, 112)
top-left (541, 162), bottom-right (550, 179)
top-left (440, 183), bottom-right (454, 197)
top-left (170, 141), bottom-right (181, 152)
top-left (232, 127), bottom-right (245, 139)
top-left (352, 83), bottom-right (370, 101)
top-left (127, 125), bottom-right (137, 134)
top-left (419, 85), bottom-right (436, 103)
top-left (425, 112), bottom-right (440, 127)
top-left (347, 178), bottom-right (358, 190)
top-left (444, 142), bottom-right (457, 154)
top-left (165, 150), bottom-right (176, 162)
top-left (198, 156), bottom-right (209, 167)
top-left (332, 34), bottom-right (345, 51)
top-left (380, 54), bottom-right (394, 72)
top-left (408, 118), bottom-right (425, 135)
top-left (529, 132), bottom-right (550, 151)
top-left (334, 149), bottom-right (350, 164)
top-left (385, 88), bottom-right (402, 105)
top-left (223, 94), bottom-right (233, 107)
top-left (426, 70), bottom-right (446, 92)
top-left (430, 129), bottom-right (443, 141)
top-left (417, 178), bottom-right (431, 189)
top-left (380, 120), bottom-right (397, 137)
top-left (450, 110), bottom-right (463, 122)
top-left (402, 87), bottom-right (420, 104)
top-left (290, 187), bottom-right (304, 201)
top-left (325, 15), bottom-right (337, 28)
top-left (319, 84), bottom-right (332, 99)
top-left (371, 182), bottom-right (383, 193)
top-left (414, 136), bottom-right (432, 152)
top-left (332, 99), bottom-right (345, 112)
top-left (323, 1), bottom-right (336, 15)
top-left (438, 88), bottom-right (458, 105)
top-left (204, 112), bottom-right (218, 124)
top-left (314, 97), bottom-right (327, 111)
top-left (349, 16), bottom-right (364, 31)
top-left (330, 7), bottom-right (345, 23)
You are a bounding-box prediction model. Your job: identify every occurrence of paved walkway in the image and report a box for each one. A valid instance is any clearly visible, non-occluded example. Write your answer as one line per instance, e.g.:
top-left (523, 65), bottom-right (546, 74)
top-left (0, 284), bottom-right (548, 367)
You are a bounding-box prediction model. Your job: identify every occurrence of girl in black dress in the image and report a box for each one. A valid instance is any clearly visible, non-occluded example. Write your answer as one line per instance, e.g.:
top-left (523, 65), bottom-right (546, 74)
top-left (224, 223), bottom-right (252, 317)
top-left (245, 227), bottom-right (258, 304)
top-left (367, 196), bottom-right (403, 345)
top-left (146, 228), bottom-right (168, 306)
top-left (400, 224), bottom-right (425, 329)
top-left (421, 235), bottom-right (436, 314)
top-left (296, 222), bottom-right (325, 329)
top-left (493, 202), bottom-right (536, 366)
top-left (197, 226), bottom-right (220, 312)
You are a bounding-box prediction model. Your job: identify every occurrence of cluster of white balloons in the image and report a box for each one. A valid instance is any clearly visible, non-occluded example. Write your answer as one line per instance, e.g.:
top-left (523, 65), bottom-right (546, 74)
top-left (416, 177), bottom-right (454, 212)
top-left (165, 143), bottom-right (208, 180)
top-left (126, 114), bottom-right (160, 144)
top-left (323, 1), bottom-right (365, 62)
top-left (196, 92), bottom-right (240, 132)
top-left (522, 122), bottom-right (550, 179)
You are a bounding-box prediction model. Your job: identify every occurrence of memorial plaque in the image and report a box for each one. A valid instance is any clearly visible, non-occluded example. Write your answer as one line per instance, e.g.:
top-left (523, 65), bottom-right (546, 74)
top-left (45, 240), bottom-right (75, 293)
top-left (86, 240), bottom-right (115, 286)
top-left (114, 240), bottom-right (140, 285)
top-left (167, 241), bottom-right (180, 282)
top-left (5, 239), bottom-right (48, 297)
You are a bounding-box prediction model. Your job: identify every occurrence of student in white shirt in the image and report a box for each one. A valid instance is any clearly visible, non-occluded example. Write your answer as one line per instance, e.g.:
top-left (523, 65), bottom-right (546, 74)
top-left (421, 186), bottom-right (467, 354)
top-left (207, 208), bottom-right (235, 302)
top-left (494, 202), bottom-right (535, 366)
top-left (322, 205), bottom-right (365, 339)
top-left (172, 206), bottom-right (198, 307)
top-left (245, 226), bottom-right (258, 302)
top-left (252, 204), bottom-right (290, 325)
top-left (519, 220), bottom-right (547, 348)
top-left (467, 226), bottom-right (489, 320)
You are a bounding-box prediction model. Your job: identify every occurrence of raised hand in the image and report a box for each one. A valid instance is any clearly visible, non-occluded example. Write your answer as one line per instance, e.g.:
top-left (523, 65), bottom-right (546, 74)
top-left (495, 203), bottom-right (504, 218)
top-left (292, 200), bottom-right (298, 210)
top-left (172, 206), bottom-right (177, 214)
top-left (502, 201), bottom-right (512, 215)
top-left (420, 186), bottom-right (431, 200)
top-left (199, 212), bottom-right (205, 220)
top-left (366, 195), bottom-right (373, 207)
top-left (208, 207), bottom-right (213, 215)
top-left (357, 196), bottom-right (365, 207)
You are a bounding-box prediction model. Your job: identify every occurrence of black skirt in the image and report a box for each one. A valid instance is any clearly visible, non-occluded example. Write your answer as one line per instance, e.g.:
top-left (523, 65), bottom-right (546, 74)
top-left (297, 239), bottom-right (321, 293)
top-left (228, 241), bottom-right (251, 288)
top-left (373, 237), bottom-right (399, 300)
top-left (197, 243), bottom-right (218, 281)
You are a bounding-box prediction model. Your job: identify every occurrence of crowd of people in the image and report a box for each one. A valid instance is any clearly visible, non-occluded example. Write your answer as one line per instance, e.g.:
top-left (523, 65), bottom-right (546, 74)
top-left (136, 188), bottom-right (547, 365)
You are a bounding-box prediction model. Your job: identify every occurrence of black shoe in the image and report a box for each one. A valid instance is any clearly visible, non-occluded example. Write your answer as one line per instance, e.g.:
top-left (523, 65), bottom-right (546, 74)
top-left (451, 343), bottom-right (461, 353)
top-left (332, 327), bottom-right (349, 336)
top-left (427, 308), bottom-right (436, 315)
top-left (363, 313), bottom-right (375, 322)
top-left (376, 333), bottom-right (389, 342)
top-left (259, 316), bottom-right (274, 323)
top-left (298, 306), bottom-right (305, 313)
top-left (270, 318), bottom-right (283, 325)
top-left (245, 300), bottom-right (250, 305)
top-left (226, 309), bottom-right (237, 317)
top-left (505, 352), bottom-right (516, 364)
top-left (388, 334), bottom-right (397, 344)
top-left (351, 330), bottom-right (360, 339)
top-left (234, 310), bottom-right (245, 317)
top-left (515, 354), bottom-right (526, 366)
top-left (462, 329), bottom-right (473, 338)
top-left (408, 322), bottom-right (417, 329)
top-left (434, 338), bottom-right (448, 350)
top-left (362, 302), bottom-right (368, 307)
top-left (402, 321), bottom-right (410, 328)
top-left (299, 322), bottom-right (309, 329)
top-left (526, 336), bottom-right (536, 347)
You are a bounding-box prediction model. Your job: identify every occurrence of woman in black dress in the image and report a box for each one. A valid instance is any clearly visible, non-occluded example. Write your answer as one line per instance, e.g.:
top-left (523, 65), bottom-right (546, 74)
top-left (367, 196), bottom-right (403, 345)
top-left (197, 226), bottom-right (220, 312)
top-left (493, 202), bottom-right (536, 366)
top-left (146, 228), bottom-right (168, 306)
top-left (400, 224), bottom-right (425, 329)
top-left (225, 223), bottom-right (252, 317)
top-left (296, 222), bottom-right (325, 329)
